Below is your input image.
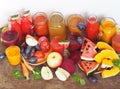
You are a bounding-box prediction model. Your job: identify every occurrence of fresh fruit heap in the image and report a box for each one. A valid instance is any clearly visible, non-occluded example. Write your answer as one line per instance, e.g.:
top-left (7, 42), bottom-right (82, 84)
top-left (0, 10), bottom-right (120, 85)
top-left (78, 38), bottom-right (120, 80)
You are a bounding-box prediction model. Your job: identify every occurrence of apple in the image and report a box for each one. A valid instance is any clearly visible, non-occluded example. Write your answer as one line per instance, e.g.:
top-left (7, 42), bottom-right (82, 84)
top-left (47, 52), bottom-right (63, 68)
top-left (55, 67), bottom-right (70, 81)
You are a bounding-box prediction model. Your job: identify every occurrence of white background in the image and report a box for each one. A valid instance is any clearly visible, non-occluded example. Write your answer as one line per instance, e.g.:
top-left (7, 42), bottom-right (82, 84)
top-left (0, 0), bottom-right (120, 27)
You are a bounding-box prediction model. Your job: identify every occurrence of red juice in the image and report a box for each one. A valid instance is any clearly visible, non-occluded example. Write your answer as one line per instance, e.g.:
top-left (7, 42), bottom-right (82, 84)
top-left (2, 30), bottom-right (18, 47)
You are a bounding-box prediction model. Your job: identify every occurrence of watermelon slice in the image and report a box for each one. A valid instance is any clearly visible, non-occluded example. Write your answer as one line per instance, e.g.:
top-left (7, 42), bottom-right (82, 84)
top-left (58, 40), bottom-right (70, 49)
top-left (78, 60), bottom-right (99, 76)
top-left (81, 37), bottom-right (97, 61)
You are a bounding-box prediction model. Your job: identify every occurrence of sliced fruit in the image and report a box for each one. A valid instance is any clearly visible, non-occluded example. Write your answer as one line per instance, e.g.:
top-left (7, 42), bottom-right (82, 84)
top-left (96, 41), bottom-right (115, 51)
top-left (102, 66), bottom-right (120, 78)
top-left (101, 58), bottom-right (113, 68)
top-left (58, 40), bottom-right (70, 48)
top-left (78, 60), bottom-right (99, 76)
top-left (94, 50), bottom-right (119, 63)
top-left (81, 37), bottom-right (97, 61)
top-left (26, 34), bottom-right (38, 46)
top-left (41, 66), bottom-right (53, 80)
top-left (55, 67), bottom-right (70, 81)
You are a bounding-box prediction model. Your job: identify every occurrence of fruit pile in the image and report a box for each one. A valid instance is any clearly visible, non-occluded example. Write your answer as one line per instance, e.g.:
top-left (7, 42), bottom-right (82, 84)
top-left (0, 10), bottom-right (120, 84)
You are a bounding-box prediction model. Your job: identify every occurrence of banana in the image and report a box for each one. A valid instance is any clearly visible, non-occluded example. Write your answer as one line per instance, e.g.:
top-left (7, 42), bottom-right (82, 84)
top-left (41, 66), bottom-right (53, 80)
top-left (55, 67), bottom-right (70, 81)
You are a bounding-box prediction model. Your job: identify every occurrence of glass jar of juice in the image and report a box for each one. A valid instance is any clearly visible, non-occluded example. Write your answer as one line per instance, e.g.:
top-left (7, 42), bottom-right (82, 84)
top-left (49, 11), bottom-right (66, 40)
top-left (5, 46), bottom-right (21, 66)
top-left (33, 12), bottom-right (48, 36)
top-left (99, 17), bottom-right (117, 43)
top-left (67, 14), bottom-right (84, 35)
top-left (1, 30), bottom-right (19, 47)
top-left (86, 15), bottom-right (99, 41)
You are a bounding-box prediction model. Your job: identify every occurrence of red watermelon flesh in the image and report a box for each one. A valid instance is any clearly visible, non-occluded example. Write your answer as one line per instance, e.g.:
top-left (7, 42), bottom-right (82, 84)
top-left (78, 60), bottom-right (99, 76)
top-left (81, 37), bottom-right (97, 61)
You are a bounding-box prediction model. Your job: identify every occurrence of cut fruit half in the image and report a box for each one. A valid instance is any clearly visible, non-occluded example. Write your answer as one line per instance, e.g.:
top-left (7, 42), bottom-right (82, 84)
top-left (26, 35), bottom-right (38, 46)
top-left (58, 40), bottom-right (70, 48)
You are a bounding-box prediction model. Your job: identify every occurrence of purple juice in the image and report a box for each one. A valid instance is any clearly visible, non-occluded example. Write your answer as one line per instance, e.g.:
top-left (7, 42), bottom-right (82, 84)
top-left (2, 30), bottom-right (18, 46)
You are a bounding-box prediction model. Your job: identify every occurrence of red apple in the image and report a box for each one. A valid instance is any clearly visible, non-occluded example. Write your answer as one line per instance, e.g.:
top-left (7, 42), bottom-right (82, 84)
top-left (47, 52), bottom-right (63, 68)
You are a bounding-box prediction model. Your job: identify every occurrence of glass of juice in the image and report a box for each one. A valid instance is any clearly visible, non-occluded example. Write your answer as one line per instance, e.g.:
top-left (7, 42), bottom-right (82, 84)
top-left (1, 30), bottom-right (19, 47)
top-left (86, 15), bottom-right (99, 41)
top-left (49, 11), bottom-right (66, 40)
top-left (112, 34), bottom-right (120, 54)
top-left (67, 14), bottom-right (84, 35)
top-left (5, 46), bottom-right (21, 66)
top-left (33, 12), bottom-right (48, 36)
top-left (99, 17), bottom-right (117, 43)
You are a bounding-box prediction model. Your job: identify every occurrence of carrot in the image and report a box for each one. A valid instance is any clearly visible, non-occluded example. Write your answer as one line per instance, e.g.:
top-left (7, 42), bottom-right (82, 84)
top-left (21, 62), bottom-right (29, 80)
top-left (22, 56), bottom-right (35, 73)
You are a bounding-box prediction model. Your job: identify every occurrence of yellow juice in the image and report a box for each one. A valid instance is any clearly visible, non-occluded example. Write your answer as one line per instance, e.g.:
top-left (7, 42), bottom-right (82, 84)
top-left (49, 12), bottom-right (66, 40)
top-left (99, 18), bottom-right (117, 43)
top-left (5, 46), bottom-right (21, 66)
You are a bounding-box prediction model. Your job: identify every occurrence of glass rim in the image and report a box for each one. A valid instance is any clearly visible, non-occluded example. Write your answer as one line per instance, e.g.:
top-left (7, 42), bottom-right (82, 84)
top-left (49, 11), bottom-right (64, 23)
top-left (67, 14), bottom-right (84, 27)
top-left (1, 30), bottom-right (19, 43)
top-left (32, 12), bottom-right (48, 22)
top-left (101, 17), bottom-right (116, 28)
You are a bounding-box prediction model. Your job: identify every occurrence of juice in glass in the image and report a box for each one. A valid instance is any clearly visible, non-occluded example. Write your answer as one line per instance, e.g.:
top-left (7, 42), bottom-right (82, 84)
top-left (33, 12), bottom-right (48, 36)
top-left (112, 34), bottom-right (120, 54)
top-left (5, 46), bottom-right (21, 66)
top-left (1, 30), bottom-right (19, 47)
top-left (99, 17), bottom-right (117, 43)
top-left (67, 14), bottom-right (84, 35)
top-left (49, 12), bottom-right (66, 40)
top-left (86, 15), bottom-right (99, 41)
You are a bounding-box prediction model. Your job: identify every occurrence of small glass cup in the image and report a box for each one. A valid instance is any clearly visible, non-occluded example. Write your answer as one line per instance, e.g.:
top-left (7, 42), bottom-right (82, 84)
top-left (33, 12), bottom-right (48, 36)
top-left (49, 11), bottom-right (66, 40)
top-left (1, 30), bottom-right (19, 47)
top-left (5, 45), bottom-right (21, 66)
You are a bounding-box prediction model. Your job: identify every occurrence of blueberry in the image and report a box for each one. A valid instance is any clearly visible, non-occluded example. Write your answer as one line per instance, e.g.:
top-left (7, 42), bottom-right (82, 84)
top-left (0, 53), bottom-right (6, 60)
top-left (88, 76), bottom-right (98, 83)
top-left (25, 46), bottom-right (32, 54)
top-left (20, 46), bottom-right (25, 53)
top-left (77, 22), bottom-right (86, 31)
top-left (77, 36), bottom-right (83, 44)
top-left (29, 57), bottom-right (37, 64)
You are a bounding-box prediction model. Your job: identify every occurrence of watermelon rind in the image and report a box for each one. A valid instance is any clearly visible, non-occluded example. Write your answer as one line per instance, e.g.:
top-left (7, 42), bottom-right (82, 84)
top-left (81, 56), bottom-right (94, 61)
top-left (11, 14), bottom-right (19, 20)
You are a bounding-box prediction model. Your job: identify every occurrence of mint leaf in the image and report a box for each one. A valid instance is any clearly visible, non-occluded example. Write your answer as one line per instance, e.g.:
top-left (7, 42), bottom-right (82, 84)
top-left (112, 59), bottom-right (120, 69)
top-left (12, 69), bottom-right (22, 80)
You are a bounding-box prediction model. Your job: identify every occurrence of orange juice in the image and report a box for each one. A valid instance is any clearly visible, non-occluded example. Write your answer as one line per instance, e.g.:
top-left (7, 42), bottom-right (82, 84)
top-left (99, 17), bottom-right (117, 43)
top-left (49, 12), bottom-right (66, 40)
top-left (5, 46), bottom-right (21, 65)
top-left (67, 14), bottom-right (84, 35)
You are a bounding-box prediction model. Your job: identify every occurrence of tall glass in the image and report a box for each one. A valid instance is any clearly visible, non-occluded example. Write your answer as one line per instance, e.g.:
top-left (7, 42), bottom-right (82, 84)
top-left (49, 11), bottom-right (66, 40)
top-left (67, 14), bottom-right (84, 35)
top-left (99, 17), bottom-right (117, 43)
top-left (33, 12), bottom-right (48, 36)
top-left (5, 46), bottom-right (21, 66)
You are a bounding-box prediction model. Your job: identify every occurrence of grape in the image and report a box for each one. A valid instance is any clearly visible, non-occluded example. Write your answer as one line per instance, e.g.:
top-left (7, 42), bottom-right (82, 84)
top-left (29, 57), bottom-right (37, 64)
top-left (0, 53), bottom-right (6, 60)
top-left (67, 32), bottom-right (79, 41)
top-left (20, 46), bottom-right (25, 53)
top-left (88, 76), bottom-right (97, 83)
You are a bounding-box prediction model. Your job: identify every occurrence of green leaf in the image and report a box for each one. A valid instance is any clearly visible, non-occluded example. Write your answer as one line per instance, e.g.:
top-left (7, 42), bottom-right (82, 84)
top-left (12, 69), bottom-right (22, 80)
top-left (72, 74), bottom-right (86, 85)
top-left (33, 67), bottom-right (41, 81)
top-left (112, 59), bottom-right (120, 69)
